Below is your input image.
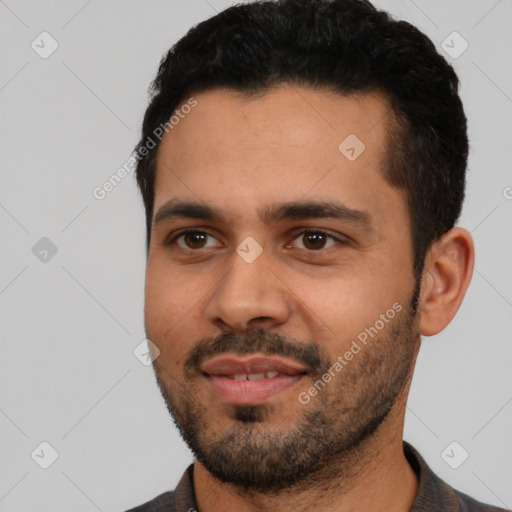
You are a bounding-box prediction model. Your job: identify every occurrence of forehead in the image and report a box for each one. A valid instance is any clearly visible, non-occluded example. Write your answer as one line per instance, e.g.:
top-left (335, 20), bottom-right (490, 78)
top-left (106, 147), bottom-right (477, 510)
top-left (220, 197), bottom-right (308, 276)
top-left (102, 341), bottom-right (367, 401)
top-left (153, 85), bottom-right (404, 228)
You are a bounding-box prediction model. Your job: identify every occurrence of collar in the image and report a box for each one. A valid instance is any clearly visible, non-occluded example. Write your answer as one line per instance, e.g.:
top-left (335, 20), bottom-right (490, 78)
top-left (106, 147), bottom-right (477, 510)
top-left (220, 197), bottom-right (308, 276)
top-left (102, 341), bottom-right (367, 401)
top-left (168, 441), bottom-right (503, 512)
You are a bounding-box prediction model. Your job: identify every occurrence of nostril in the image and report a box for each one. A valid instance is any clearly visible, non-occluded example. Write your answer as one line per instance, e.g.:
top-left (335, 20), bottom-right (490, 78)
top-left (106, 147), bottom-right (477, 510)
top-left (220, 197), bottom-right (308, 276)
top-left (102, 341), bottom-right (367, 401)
top-left (252, 316), bottom-right (272, 323)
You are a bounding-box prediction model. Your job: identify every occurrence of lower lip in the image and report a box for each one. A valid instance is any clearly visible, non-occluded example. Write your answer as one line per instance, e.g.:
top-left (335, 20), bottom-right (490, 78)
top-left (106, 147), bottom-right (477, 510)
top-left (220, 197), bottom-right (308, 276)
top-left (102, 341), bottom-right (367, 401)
top-left (205, 374), bottom-right (304, 405)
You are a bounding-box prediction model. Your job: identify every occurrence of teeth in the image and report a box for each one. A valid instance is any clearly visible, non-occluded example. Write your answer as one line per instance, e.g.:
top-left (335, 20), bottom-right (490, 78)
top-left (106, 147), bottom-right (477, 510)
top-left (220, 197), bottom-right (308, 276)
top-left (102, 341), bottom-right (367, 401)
top-left (230, 371), bottom-right (280, 380)
top-left (247, 372), bottom-right (266, 380)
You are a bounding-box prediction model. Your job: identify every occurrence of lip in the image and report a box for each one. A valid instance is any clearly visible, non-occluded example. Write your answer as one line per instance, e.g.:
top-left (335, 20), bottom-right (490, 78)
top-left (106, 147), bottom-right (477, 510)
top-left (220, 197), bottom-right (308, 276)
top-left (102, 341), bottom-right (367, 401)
top-left (201, 354), bottom-right (308, 376)
top-left (201, 355), bottom-right (308, 405)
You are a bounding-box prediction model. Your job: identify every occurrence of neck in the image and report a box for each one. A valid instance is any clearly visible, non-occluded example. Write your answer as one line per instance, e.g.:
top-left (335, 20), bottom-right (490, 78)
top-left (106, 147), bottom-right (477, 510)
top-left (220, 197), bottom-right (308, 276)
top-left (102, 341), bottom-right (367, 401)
top-left (193, 399), bottom-right (418, 512)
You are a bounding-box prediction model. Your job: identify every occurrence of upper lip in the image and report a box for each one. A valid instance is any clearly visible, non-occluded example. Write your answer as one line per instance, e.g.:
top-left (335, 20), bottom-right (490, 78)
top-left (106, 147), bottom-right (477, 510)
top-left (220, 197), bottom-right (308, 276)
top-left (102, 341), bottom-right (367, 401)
top-left (201, 355), bottom-right (308, 376)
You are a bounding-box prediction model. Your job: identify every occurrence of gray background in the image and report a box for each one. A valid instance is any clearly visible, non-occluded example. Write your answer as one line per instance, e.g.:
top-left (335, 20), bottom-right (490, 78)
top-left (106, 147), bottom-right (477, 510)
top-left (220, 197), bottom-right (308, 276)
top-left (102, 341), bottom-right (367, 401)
top-left (1, 0), bottom-right (511, 510)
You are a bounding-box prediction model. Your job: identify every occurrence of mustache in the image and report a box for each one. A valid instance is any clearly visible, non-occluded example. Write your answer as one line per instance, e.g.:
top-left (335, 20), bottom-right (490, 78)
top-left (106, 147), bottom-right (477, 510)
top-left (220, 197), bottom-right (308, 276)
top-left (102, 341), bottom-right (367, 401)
top-left (184, 328), bottom-right (328, 376)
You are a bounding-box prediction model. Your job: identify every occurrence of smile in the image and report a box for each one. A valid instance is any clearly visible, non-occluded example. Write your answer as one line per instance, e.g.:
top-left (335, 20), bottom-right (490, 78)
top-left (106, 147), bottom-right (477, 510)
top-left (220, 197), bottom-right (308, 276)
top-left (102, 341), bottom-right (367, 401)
top-left (201, 354), bottom-right (308, 405)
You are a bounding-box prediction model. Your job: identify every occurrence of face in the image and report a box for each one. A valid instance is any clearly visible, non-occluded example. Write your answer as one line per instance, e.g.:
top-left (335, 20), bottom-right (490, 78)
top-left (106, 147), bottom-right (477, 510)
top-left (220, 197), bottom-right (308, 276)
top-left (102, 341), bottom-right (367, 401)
top-left (145, 85), bottom-right (421, 492)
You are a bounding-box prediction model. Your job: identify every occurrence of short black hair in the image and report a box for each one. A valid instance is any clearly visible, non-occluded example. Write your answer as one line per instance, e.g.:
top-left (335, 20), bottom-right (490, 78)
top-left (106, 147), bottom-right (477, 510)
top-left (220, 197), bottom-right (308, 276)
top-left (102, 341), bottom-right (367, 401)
top-left (134, 0), bottom-right (468, 278)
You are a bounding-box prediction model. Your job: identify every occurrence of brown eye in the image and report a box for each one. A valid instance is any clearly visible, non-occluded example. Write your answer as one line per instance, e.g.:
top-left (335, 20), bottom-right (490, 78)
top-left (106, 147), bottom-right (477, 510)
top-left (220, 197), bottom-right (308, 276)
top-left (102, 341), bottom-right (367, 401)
top-left (288, 230), bottom-right (339, 251)
top-left (184, 232), bottom-right (207, 248)
top-left (302, 232), bottom-right (328, 250)
top-left (170, 230), bottom-right (220, 249)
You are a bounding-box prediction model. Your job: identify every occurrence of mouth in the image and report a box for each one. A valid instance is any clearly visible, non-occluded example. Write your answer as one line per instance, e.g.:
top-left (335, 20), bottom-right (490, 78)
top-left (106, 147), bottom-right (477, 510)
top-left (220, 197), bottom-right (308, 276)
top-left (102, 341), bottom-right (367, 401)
top-left (200, 354), bottom-right (308, 405)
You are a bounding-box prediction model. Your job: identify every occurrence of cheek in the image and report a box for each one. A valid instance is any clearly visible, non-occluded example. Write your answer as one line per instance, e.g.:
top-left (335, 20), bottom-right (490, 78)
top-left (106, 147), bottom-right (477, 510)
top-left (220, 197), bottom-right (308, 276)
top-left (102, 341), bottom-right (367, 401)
top-left (289, 260), bottom-right (409, 345)
top-left (144, 260), bottom-right (197, 350)
top-left (145, 254), bottom-right (197, 312)
top-left (144, 255), bottom-right (226, 370)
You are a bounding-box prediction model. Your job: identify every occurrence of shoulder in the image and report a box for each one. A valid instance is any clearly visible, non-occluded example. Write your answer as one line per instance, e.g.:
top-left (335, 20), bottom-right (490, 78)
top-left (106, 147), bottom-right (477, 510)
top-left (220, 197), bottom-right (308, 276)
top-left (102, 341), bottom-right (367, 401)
top-left (404, 442), bottom-right (509, 512)
top-left (450, 487), bottom-right (509, 512)
top-left (124, 490), bottom-right (175, 512)
top-left (124, 464), bottom-right (195, 512)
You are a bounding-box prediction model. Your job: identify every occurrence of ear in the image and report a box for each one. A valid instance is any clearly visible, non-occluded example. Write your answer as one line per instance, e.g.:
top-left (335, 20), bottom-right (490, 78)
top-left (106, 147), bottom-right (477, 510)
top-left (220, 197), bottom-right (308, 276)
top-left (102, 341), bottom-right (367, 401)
top-left (418, 227), bottom-right (475, 336)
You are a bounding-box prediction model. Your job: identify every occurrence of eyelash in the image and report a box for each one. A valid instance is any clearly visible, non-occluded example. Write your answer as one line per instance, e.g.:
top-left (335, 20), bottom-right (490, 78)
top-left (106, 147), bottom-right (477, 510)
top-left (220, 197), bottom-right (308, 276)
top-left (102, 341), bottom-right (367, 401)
top-left (166, 228), bottom-right (348, 252)
top-left (166, 228), bottom-right (219, 249)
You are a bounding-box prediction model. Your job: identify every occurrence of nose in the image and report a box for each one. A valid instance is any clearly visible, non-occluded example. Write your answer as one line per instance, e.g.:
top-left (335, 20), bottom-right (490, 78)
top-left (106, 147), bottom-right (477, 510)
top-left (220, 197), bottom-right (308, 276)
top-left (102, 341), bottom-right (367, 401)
top-left (205, 251), bottom-right (291, 333)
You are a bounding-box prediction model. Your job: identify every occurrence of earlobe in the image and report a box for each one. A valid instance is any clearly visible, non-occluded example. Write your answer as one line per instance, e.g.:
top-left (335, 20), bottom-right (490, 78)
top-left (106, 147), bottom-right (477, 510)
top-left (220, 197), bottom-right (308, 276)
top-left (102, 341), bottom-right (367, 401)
top-left (418, 228), bottom-right (474, 337)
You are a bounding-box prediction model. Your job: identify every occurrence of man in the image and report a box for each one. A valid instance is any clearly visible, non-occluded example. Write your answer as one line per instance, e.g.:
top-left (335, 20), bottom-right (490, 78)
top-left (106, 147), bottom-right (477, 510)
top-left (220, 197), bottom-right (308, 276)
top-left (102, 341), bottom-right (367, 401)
top-left (126, 0), bottom-right (507, 511)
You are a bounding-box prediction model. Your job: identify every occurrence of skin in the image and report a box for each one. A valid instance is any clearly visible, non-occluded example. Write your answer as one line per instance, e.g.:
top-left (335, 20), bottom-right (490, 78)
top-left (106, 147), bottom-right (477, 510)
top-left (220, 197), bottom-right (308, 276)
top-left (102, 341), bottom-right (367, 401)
top-left (144, 84), bottom-right (475, 512)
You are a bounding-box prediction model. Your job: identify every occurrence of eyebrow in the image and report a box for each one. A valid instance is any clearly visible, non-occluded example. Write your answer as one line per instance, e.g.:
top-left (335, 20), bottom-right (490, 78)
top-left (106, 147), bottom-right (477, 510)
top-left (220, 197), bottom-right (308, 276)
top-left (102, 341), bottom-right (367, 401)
top-left (263, 201), bottom-right (373, 229)
top-left (153, 199), bottom-right (374, 231)
top-left (153, 200), bottom-right (222, 225)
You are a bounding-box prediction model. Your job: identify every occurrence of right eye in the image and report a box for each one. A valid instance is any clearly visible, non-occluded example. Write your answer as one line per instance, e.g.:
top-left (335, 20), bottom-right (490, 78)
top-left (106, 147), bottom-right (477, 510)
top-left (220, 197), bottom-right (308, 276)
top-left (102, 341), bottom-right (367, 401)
top-left (167, 229), bottom-right (222, 250)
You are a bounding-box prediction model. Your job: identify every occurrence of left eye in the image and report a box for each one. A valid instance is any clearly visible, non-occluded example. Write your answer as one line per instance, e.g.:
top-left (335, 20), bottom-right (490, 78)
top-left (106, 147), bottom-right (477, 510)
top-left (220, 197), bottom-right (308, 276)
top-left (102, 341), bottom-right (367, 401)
top-left (287, 230), bottom-right (341, 251)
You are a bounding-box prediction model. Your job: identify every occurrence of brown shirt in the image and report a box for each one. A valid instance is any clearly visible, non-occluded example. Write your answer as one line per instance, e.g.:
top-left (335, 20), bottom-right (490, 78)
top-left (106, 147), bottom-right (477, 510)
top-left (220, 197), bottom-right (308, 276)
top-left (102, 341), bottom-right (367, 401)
top-left (125, 442), bottom-right (509, 512)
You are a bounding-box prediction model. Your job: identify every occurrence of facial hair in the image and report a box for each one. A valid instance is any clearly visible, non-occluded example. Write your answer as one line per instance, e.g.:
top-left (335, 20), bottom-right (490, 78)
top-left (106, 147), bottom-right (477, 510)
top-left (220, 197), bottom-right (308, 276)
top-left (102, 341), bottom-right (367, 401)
top-left (152, 283), bottom-right (421, 494)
